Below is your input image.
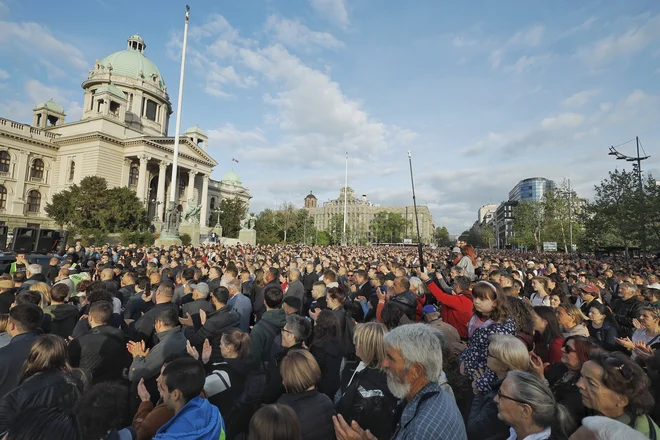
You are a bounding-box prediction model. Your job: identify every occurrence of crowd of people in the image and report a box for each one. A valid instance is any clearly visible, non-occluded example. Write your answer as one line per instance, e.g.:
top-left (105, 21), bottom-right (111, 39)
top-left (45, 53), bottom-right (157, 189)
top-left (0, 241), bottom-right (659, 439)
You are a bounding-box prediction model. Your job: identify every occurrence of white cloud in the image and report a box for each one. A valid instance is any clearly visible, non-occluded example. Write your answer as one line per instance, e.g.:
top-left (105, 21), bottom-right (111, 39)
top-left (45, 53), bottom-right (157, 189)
top-left (24, 79), bottom-right (83, 121)
top-left (490, 25), bottom-right (546, 69)
top-left (577, 14), bottom-right (660, 65)
top-left (264, 15), bottom-right (344, 52)
top-left (540, 112), bottom-right (584, 130)
top-left (207, 124), bottom-right (266, 149)
top-left (0, 21), bottom-right (87, 71)
top-left (452, 36), bottom-right (477, 48)
top-left (506, 53), bottom-right (554, 74)
top-left (563, 17), bottom-right (598, 37)
top-left (0, 68), bottom-right (9, 80)
top-left (562, 89), bottom-right (601, 108)
top-left (309, 0), bottom-right (349, 28)
top-left (204, 63), bottom-right (257, 99)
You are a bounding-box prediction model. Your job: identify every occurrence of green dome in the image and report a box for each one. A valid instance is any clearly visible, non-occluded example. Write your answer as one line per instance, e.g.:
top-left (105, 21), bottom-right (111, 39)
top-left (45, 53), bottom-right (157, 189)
top-left (221, 170), bottom-right (242, 186)
top-left (34, 98), bottom-right (65, 114)
top-left (100, 48), bottom-right (164, 88)
top-left (185, 124), bottom-right (206, 136)
top-left (96, 83), bottom-right (126, 99)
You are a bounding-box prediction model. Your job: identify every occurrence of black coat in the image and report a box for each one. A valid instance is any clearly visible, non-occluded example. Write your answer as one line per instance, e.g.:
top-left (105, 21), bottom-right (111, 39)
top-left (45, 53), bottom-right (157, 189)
top-left (545, 363), bottom-right (586, 421)
top-left (0, 370), bottom-right (84, 433)
top-left (253, 280), bottom-right (283, 321)
top-left (44, 303), bottom-right (79, 339)
top-left (587, 321), bottom-right (619, 351)
top-left (68, 325), bottom-right (130, 384)
top-left (277, 389), bottom-right (335, 440)
top-left (0, 332), bottom-right (40, 398)
top-left (611, 296), bottom-right (644, 338)
top-left (205, 357), bottom-right (251, 419)
top-left (133, 302), bottom-right (179, 347)
top-left (302, 271), bottom-right (319, 293)
top-left (184, 305), bottom-right (240, 364)
top-left (263, 343), bottom-right (304, 404)
top-left (0, 289), bottom-right (16, 314)
top-left (310, 340), bottom-right (343, 400)
top-left (467, 379), bottom-right (509, 440)
top-left (389, 290), bottom-right (417, 322)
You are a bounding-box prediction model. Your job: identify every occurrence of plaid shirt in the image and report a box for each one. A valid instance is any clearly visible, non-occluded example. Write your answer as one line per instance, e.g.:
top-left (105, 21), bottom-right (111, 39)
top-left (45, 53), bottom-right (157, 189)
top-left (393, 382), bottom-right (467, 440)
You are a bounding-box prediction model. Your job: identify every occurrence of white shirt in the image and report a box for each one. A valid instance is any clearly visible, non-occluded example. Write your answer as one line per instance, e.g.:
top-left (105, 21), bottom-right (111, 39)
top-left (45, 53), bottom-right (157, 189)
top-left (507, 427), bottom-right (552, 440)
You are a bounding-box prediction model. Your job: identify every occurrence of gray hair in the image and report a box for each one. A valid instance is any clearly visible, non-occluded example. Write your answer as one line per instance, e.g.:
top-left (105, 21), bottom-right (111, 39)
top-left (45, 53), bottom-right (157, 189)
top-left (580, 416), bottom-right (648, 440)
top-left (289, 268), bottom-right (300, 279)
top-left (619, 282), bottom-right (637, 294)
top-left (286, 314), bottom-right (311, 343)
top-left (383, 323), bottom-right (443, 382)
top-left (506, 371), bottom-right (575, 438)
top-left (222, 278), bottom-right (241, 294)
top-left (27, 264), bottom-right (41, 275)
top-left (408, 277), bottom-right (427, 295)
top-left (450, 266), bottom-right (464, 276)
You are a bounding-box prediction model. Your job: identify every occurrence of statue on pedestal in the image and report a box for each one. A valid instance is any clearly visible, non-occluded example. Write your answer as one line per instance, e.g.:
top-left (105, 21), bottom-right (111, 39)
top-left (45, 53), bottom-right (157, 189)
top-left (240, 212), bottom-right (257, 230)
top-left (182, 197), bottom-right (202, 224)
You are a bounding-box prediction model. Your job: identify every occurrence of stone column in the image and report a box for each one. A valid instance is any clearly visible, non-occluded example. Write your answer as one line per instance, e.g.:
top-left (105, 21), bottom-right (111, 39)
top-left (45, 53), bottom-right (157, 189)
top-left (136, 154), bottom-right (149, 203)
top-left (121, 158), bottom-right (132, 187)
top-left (156, 161), bottom-right (168, 221)
top-left (11, 151), bottom-right (29, 215)
top-left (200, 174), bottom-right (209, 227)
top-left (187, 170), bottom-right (196, 204)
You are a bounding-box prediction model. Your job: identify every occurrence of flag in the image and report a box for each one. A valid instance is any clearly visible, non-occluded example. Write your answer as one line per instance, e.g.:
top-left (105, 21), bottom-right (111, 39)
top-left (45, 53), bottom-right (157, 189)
top-left (232, 158), bottom-right (239, 163)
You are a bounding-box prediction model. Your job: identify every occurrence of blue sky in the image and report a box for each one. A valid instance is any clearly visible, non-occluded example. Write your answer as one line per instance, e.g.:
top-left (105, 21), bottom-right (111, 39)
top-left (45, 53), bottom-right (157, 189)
top-left (1, 0), bottom-right (659, 235)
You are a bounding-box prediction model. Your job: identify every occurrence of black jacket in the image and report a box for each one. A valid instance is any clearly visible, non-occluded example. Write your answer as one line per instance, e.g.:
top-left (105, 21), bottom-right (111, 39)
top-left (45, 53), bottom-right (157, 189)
top-left (389, 290), bottom-right (417, 321)
top-left (611, 296), bottom-right (644, 338)
top-left (124, 293), bottom-right (149, 321)
top-left (0, 289), bottom-right (16, 314)
top-left (68, 325), bottom-right (130, 384)
top-left (467, 379), bottom-right (509, 440)
top-left (336, 364), bottom-right (397, 440)
top-left (72, 312), bottom-right (129, 340)
top-left (118, 284), bottom-right (136, 305)
top-left (302, 271), bottom-right (319, 294)
top-left (133, 302), bottom-right (179, 347)
top-left (44, 303), bottom-right (79, 339)
top-left (277, 389), bottom-right (336, 440)
top-left (205, 358), bottom-right (251, 418)
top-left (310, 340), bottom-right (343, 400)
top-left (0, 332), bottom-right (40, 398)
top-left (587, 321), bottom-right (619, 351)
top-left (253, 280), bottom-right (283, 321)
top-left (184, 305), bottom-right (240, 364)
top-left (545, 363), bottom-right (586, 421)
top-left (0, 370), bottom-right (84, 433)
top-left (263, 343), bottom-right (304, 404)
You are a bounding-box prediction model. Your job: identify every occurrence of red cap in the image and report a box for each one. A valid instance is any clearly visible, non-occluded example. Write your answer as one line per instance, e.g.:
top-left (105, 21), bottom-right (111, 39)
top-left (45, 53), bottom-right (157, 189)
top-left (580, 284), bottom-right (600, 295)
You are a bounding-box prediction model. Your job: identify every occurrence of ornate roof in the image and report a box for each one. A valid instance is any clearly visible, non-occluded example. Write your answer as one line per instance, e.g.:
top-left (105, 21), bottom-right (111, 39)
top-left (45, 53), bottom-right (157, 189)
top-left (305, 192), bottom-right (317, 199)
top-left (99, 35), bottom-right (164, 88)
top-left (96, 83), bottom-right (126, 99)
top-left (185, 124), bottom-right (206, 136)
top-left (221, 169), bottom-right (242, 186)
top-left (34, 98), bottom-right (65, 114)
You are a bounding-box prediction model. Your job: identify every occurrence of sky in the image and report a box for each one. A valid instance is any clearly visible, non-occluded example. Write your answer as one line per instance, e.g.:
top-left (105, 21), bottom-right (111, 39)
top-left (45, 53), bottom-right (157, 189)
top-left (0, 0), bottom-right (659, 236)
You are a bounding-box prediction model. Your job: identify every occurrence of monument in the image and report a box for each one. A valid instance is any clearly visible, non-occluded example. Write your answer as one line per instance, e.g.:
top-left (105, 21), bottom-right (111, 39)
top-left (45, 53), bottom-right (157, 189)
top-left (178, 196), bottom-right (202, 245)
top-left (238, 212), bottom-right (257, 245)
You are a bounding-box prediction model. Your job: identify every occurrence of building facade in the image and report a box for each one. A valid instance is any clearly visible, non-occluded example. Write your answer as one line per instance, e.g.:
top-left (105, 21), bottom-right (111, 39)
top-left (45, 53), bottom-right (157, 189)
top-left (0, 34), bottom-right (250, 231)
top-left (478, 203), bottom-right (498, 224)
top-left (508, 177), bottom-right (555, 202)
top-left (495, 200), bottom-right (518, 249)
top-left (304, 188), bottom-right (436, 244)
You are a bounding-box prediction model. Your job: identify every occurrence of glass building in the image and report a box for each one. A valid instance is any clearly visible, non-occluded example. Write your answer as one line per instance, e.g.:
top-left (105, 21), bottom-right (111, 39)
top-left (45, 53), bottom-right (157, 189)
top-left (508, 177), bottom-right (555, 202)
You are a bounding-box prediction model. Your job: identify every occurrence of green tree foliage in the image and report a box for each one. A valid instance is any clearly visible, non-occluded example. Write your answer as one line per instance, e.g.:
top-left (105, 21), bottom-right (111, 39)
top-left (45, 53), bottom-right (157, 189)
top-left (512, 201), bottom-right (545, 251)
top-left (254, 205), bottom-right (320, 245)
top-left (327, 214), bottom-right (351, 245)
top-left (215, 197), bottom-right (247, 239)
top-left (434, 226), bottom-right (453, 247)
top-left (45, 176), bottom-right (148, 237)
top-left (369, 212), bottom-right (410, 244)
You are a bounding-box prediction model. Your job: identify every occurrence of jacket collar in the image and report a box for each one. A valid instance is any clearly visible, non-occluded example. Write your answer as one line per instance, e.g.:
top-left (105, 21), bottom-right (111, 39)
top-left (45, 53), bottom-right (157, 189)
top-left (156, 327), bottom-right (181, 340)
top-left (10, 331), bottom-right (41, 343)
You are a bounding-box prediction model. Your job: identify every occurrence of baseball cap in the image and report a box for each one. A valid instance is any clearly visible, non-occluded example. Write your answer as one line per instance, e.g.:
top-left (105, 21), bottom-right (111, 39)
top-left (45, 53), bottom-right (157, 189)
top-left (580, 284), bottom-right (600, 295)
top-left (190, 282), bottom-right (210, 296)
top-left (452, 247), bottom-right (461, 253)
top-left (422, 305), bottom-right (438, 315)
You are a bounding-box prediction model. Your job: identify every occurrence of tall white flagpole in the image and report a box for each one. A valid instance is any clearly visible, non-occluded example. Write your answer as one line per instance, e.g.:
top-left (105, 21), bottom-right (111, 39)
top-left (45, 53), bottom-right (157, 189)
top-left (166, 5), bottom-right (190, 234)
top-left (341, 152), bottom-right (348, 246)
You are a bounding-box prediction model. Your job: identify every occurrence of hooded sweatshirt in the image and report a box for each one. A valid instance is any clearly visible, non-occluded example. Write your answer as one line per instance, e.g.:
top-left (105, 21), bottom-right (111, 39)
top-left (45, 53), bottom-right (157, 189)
top-left (44, 303), bottom-right (80, 339)
top-left (153, 396), bottom-right (225, 440)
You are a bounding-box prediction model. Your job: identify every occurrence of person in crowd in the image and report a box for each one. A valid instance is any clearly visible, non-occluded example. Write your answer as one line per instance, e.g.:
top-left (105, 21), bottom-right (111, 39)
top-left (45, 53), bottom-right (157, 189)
top-left (22, 264), bottom-right (49, 291)
top-left (42, 283), bottom-right (79, 339)
top-left (68, 300), bottom-right (130, 384)
top-left (577, 351), bottom-right (659, 437)
top-left (2, 406), bottom-right (82, 440)
top-left (276, 349), bottom-right (336, 440)
top-left (310, 281), bottom-right (328, 313)
top-left (124, 276), bottom-right (151, 322)
top-left (310, 309), bottom-right (343, 400)
top-left (254, 268), bottom-right (283, 322)
top-left (456, 245), bottom-right (476, 281)
top-left (75, 382), bottom-right (136, 439)
top-left (133, 282), bottom-right (179, 347)
top-left (422, 304), bottom-right (461, 347)
top-left (0, 314), bottom-right (9, 349)
top-left (181, 282), bottom-right (214, 317)
top-left (530, 276), bottom-right (552, 306)
top-left (549, 292), bottom-right (566, 310)
top-left (467, 334), bottom-right (530, 440)
top-left (557, 303), bottom-right (590, 338)
top-left (504, 296), bottom-right (535, 350)
top-left (0, 334), bottom-right (85, 433)
top-left (286, 268), bottom-right (305, 304)
top-left (248, 404), bottom-right (302, 440)
top-left (587, 303), bottom-right (619, 351)
top-left (128, 307), bottom-right (187, 385)
top-left (226, 278), bottom-right (253, 332)
top-left (569, 416), bottom-right (649, 440)
top-left (250, 284), bottom-right (286, 367)
top-left (0, 278), bottom-right (16, 315)
top-left (152, 357), bottom-right (225, 439)
top-left (616, 306), bottom-right (660, 362)
top-left (384, 277), bottom-right (418, 322)
top-left (532, 306), bottom-right (564, 364)
top-left (0, 303), bottom-right (42, 397)
top-left (460, 281), bottom-right (517, 394)
top-left (495, 370), bottom-right (575, 440)
top-left (420, 271), bottom-right (474, 339)
top-left (578, 284), bottom-right (602, 316)
top-left (28, 282), bottom-right (51, 308)
top-left (610, 282), bottom-right (644, 339)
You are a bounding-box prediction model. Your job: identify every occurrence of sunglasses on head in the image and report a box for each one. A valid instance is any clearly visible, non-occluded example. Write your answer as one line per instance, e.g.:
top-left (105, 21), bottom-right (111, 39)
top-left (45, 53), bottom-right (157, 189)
top-left (562, 344), bottom-right (576, 354)
top-left (603, 356), bottom-right (634, 380)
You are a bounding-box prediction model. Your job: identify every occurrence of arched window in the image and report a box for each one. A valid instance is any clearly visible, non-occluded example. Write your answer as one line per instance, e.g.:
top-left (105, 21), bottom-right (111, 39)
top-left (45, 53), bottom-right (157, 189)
top-left (210, 197), bottom-right (215, 211)
top-left (0, 151), bottom-right (10, 173)
top-left (27, 190), bottom-right (41, 213)
top-left (0, 185), bottom-right (6, 210)
top-left (129, 165), bottom-right (139, 186)
top-left (30, 159), bottom-right (44, 180)
top-left (68, 161), bottom-right (75, 181)
top-left (178, 177), bottom-right (186, 197)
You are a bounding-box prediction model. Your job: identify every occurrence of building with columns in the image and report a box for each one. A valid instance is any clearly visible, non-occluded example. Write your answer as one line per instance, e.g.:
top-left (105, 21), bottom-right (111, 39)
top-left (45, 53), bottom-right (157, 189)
top-left (0, 34), bottom-right (251, 231)
top-left (304, 188), bottom-right (436, 244)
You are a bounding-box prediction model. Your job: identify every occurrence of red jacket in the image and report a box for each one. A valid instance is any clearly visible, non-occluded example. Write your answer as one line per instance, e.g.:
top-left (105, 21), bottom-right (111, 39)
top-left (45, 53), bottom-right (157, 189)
top-left (427, 282), bottom-right (473, 339)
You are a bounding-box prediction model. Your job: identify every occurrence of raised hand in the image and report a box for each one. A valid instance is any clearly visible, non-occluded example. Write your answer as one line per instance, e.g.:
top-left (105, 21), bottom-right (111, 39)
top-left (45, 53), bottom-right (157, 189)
top-left (201, 339), bottom-right (212, 364)
top-left (137, 378), bottom-right (151, 402)
top-left (200, 309), bottom-right (207, 326)
top-left (333, 415), bottom-right (377, 440)
top-left (528, 352), bottom-right (548, 380)
top-left (615, 337), bottom-right (635, 350)
top-left (186, 340), bottom-right (200, 361)
top-left (179, 313), bottom-right (193, 327)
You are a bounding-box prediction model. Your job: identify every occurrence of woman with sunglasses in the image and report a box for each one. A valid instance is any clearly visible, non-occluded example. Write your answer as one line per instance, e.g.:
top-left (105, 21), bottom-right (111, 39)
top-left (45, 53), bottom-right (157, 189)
top-left (577, 351), bottom-right (659, 438)
top-left (530, 336), bottom-right (602, 421)
top-left (467, 334), bottom-right (530, 440)
top-left (494, 371), bottom-right (575, 440)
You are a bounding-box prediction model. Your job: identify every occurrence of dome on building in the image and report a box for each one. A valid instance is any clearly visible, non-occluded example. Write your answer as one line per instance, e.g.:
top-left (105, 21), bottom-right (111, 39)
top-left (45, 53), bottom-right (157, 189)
top-left (221, 170), bottom-right (242, 186)
top-left (305, 191), bottom-right (317, 199)
top-left (34, 98), bottom-right (65, 114)
top-left (96, 83), bottom-right (126, 99)
top-left (99, 35), bottom-right (165, 89)
top-left (185, 124), bottom-right (206, 136)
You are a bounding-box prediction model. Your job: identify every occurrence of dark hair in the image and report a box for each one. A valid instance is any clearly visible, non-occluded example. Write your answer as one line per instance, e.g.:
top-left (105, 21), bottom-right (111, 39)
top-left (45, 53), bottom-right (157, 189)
top-left (86, 281), bottom-right (109, 298)
top-left (123, 271), bottom-right (136, 284)
top-left (181, 268), bottom-right (195, 281)
top-left (264, 285), bottom-right (284, 309)
top-left (88, 301), bottom-right (113, 326)
top-left (76, 279), bottom-right (92, 294)
top-left (222, 329), bottom-right (251, 359)
top-left (327, 286), bottom-right (345, 303)
top-left (156, 307), bottom-right (179, 328)
top-left (136, 276), bottom-right (150, 292)
top-left (533, 306), bottom-right (563, 347)
top-left (312, 310), bottom-right (340, 346)
top-left (472, 281), bottom-right (509, 322)
top-left (211, 286), bottom-right (230, 305)
top-left (5, 406), bottom-right (81, 440)
top-left (564, 336), bottom-right (602, 365)
top-left (12, 271), bottom-right (26, 283)
top-left (157, 282), bottom-right (174, 297)
top-left (268, 267), bottom-right (280, 281)
top-left (248, 404), bottom-right (301, 440)
top-left (75, 382), bottom-right (130, 440)
top-left (50, 283), bottom-right (70, 303)
top-left (283, 296), bottom-right (302, 311)
top-left (9, 303), bottom-right (42, 332)
top-left (15, 290), bottom-right (42, 306)
top-left (163, 352), bottom-right (192, 365)
top-left (588, 351), bottom-right (655, 416)
top-left (20, 334), bottom-right (73, 383)
top-left (162, 357), bottom-right (206, 403)
top-left (505, 296), bottom-right (535, 335)
top-left (454, 276), bottom-right (470, 291)
top-left (224, 267), bottom-right (238, 278)
top-left (381, 301), bottom-right (406, 330)
top-left (395, 277), bottom-right (410, 291)
top-left (86, 289), bottom-right (113, 305)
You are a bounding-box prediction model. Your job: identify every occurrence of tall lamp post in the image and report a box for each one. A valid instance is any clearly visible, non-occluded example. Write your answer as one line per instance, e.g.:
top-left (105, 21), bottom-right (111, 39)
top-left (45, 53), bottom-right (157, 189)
top-left (608, 136), bottom-right (651, 252)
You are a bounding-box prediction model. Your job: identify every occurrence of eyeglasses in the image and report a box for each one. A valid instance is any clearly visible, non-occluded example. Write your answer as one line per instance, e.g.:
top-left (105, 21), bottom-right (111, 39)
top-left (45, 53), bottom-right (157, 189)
top-left (562, 345), bottom-right (576, 354)
top-left (281, 328), bottom-right (292, 335)
top-left (496, 389), bottom-right (527, 405)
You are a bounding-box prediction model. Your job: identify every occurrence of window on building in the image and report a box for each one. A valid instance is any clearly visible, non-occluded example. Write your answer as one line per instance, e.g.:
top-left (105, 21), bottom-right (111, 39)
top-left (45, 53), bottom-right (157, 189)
top-left (129, 165), bottom-right (139, 186)
top-left (30, 159), bottom-right (44, 180)
top-left (0, 151), bottom-right (10, 173)
top-left (26, 223), bottom-right (40, 228)
top-left (110, 101), bottom-right (121, 115)
top-left (97, 99), bottom-right (104, 113)
top-left (27, 190), bottom-right (41, 213)
top-left (89, 90), bottom-right (96, 110)
top-left (178, 177), bottom-right (186, 197)
top-left (145, 99), bottom-right (158, 121)
top-left (69, 161), bottom-right (75, 181)
top-left (0, 185), bottom-right (6, 210)
top-left (210, 198), bottom-right (215, 211)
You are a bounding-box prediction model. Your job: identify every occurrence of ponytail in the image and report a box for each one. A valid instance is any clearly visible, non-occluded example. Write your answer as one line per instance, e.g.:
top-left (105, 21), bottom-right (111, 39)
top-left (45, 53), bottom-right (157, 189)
top-left (553, 404), bottom-right (576, 439)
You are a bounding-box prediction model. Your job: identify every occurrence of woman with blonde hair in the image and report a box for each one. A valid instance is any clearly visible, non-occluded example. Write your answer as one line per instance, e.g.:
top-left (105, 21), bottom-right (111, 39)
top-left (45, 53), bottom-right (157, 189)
top-left (335, 322), bottom-right (397, 440)
top-left (556, 303), bottom-right (590, 338)
top-left (467, 334), bottom-right (530, 440)
top-left (276, 350), bottom-right (335, 440)
top-left (28, 282), bottom-right (51, 307)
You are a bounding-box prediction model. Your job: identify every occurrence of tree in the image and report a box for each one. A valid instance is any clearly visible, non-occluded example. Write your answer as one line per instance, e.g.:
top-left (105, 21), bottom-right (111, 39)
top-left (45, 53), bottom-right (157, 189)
top-left (369, 212), bottom-right (410, 244)
top-left (480, 227), bottom-right (494, 248)
top-left (254, 206), bottom-right (320, 245)
top-left (327, 214), bottom-right (351, 245)
top-left (255, 209), bottom-right (281, 245)
top-left (275, 202), bottom-right (297, 243)
top-left (512, 201), bottom-right (545, 251)
top-left (215, 197), bottom-right (247, 239)
top-left (434, 226), bottom-right (452, 247)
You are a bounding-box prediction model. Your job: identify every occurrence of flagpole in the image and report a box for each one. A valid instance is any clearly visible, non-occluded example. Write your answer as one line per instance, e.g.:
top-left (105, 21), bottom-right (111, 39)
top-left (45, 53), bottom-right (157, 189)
top-left (165, 5), bottom-right (190, 236)
top-left (341, 152), bottom-right (348, 246)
